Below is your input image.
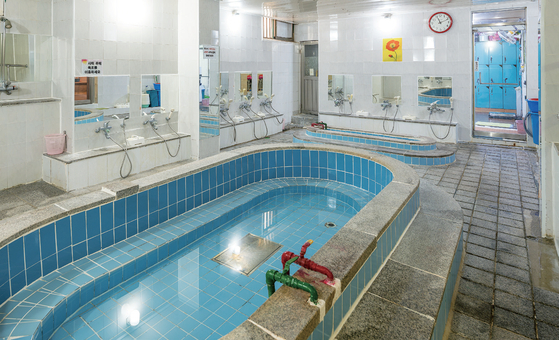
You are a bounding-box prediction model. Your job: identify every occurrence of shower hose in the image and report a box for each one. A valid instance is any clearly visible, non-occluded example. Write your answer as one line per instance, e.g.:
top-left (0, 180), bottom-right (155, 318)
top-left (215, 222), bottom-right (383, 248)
top-left (108, 123), bottom-right (132, 178)
top-left (382, 105), bottom-right (399, 133)
top-left (429, 108), bottom-right (454, 140)
top-left (150, 122), bottom-right (181, 157)
top-left (249, 107), bottom-right (269, 139)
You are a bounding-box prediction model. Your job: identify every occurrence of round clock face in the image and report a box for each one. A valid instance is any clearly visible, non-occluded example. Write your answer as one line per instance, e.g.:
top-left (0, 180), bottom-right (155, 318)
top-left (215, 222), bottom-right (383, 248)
top-left (429, 12), bottom-right (453, 33)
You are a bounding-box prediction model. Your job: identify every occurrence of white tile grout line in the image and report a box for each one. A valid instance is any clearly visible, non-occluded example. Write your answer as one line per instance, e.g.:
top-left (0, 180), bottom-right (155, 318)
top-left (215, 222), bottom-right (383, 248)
top-left (330, 206), bottom-right (422, 340)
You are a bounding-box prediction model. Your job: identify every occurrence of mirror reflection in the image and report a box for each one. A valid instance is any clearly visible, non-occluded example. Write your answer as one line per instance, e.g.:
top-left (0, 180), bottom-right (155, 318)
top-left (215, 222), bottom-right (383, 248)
top-left (372, 76), bottom-right (401, 103)
top-left (418, 76), bottom-right (453, 107)
top-left (235, 71), bottom-right (252, 101)
top-left (257, 71), bottom-right (272, 99)
top-left (1, 34), bottom-right (51, 83)
top-left (199, 45), bottom-right (220, 138)
top-left (327, 74), bottom-right (353, 101)
top-left (74, 75), bottom-right (130, 125)
top-left (220, 72), bottom-right (229, 103)
top-left (141, 75), bottom-right (161, 112)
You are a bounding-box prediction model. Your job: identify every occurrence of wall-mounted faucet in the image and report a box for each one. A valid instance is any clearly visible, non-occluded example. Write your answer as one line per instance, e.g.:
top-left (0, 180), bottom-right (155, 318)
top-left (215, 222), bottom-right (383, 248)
top-left (143, 115), bottom-right (158, 130)
top-left (95, 122), bottom-right (112, 139)
top-left (381, 100), bottom-right (392, 111)
top-left (427, 101), bottom-right (445, 114)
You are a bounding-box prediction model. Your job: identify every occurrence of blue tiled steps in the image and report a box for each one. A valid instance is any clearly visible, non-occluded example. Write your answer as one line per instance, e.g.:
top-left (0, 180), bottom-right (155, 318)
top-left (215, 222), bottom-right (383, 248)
top-left (0, 179), bottom-right (373, 340)
top-left (293, 129), bottom-right (457, 166)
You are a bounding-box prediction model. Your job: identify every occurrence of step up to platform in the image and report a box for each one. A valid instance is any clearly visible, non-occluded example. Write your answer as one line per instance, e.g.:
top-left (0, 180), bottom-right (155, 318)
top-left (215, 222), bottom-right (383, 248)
top-left (294, 127), bottom-right (457, 166)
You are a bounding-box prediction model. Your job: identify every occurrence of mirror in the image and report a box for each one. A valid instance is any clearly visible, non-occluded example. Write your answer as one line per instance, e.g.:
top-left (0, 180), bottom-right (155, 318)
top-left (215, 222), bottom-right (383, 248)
top-left (1, 34), bottom-right (51, 83)
top-left (220, 72), bottom-right (229, 103)
top-left (327, 74), bottom-right (353, 101)
top-left (74, 75), bottom-right (130, 125)
top-left (372, 76), bottom-right (402, 104)
top-left (199, 45), bottom-right (220, 139)
top-left (257, 71), bottom-right (272, 99)
top-left (141, 75), bottom-right (161, 112)
top-left (234, 71), bottom-right (252, 101)
top-left (418, 76), bottom-right (453, 107)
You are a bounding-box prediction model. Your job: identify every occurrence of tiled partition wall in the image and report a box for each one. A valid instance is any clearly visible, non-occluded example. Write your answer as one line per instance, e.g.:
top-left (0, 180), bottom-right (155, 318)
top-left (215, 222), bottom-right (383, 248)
top-left (0, 149), bottom-right (394, 307)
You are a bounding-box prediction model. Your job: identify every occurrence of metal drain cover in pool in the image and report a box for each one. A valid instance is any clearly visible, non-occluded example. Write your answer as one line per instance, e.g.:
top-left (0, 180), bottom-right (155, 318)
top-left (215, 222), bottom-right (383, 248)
top-left (212, 233), bottom-right (283, 276)
top-left (325, 222), bottom-right (337, 228)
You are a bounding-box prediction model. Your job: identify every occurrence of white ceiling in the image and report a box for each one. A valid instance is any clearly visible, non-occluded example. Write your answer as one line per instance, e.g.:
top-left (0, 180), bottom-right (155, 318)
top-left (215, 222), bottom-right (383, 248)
top-left (219, 0), bottom-right (530, 23)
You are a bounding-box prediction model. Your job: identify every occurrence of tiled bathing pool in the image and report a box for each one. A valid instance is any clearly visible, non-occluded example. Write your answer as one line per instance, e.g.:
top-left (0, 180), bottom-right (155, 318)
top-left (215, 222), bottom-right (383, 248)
top-left (52, 180), bottom-right (371, 340)
top-left (0, 144), bottom-right (419, 340)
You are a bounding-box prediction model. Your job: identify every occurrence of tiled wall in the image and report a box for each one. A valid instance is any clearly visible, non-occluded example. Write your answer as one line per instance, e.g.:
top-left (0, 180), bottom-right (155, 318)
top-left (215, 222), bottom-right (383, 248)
top-left (309, 190), bottom-right (420, 340)
top-left (317, 1), bottom-right (540, 142)
top-left (220, 9), bottom-right (300, 148)
top-left (0, 149), bottom-right (394, 307)
top-left (0, 101), bottom-right (61, 190)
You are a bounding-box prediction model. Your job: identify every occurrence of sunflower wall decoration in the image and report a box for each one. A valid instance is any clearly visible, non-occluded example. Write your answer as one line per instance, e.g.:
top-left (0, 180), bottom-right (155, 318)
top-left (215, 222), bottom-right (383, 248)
top-left (383, 38), bottom-right (402, 62)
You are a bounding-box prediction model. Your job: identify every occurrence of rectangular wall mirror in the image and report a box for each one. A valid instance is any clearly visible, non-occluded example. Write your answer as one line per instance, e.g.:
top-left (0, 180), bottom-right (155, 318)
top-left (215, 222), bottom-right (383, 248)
top-left (220, 72), bottom-right (229, 103)
top-left (257, 71), bottom-right (272, 99)
top-left (372, 76), bottom-right (402, 104)
top-left (141, 75), bottom-right (161, 112)
top-left (327, 74), bottom-right (353, 101)
top-left (234, 71), bottom-right (252, 101)
top-left (1, 34), bottom-right (51, 83)
top-left (418, 76), bottom-right (453, 107)
top-left (74, 75), bottom-right (130, 125)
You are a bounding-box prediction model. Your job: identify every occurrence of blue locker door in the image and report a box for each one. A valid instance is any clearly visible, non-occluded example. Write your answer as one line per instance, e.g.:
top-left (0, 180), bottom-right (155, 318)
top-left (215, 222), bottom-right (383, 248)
top-left (490, 86), bottom-right (504, 109)
top-left (480, 64), bottom-right (490, 84)
top-left (503, 42), bottom-right (518, 65)
top-left (503, 65), bottom-right (518, 85)
top-left (489, 65), bottom-right (503, 84)
top-left (475, 42), bottom-right (489, 64)
top-left (503, 86), bottom-right (516, 110)
top-left (477, 86), bottom-right (490, 109)
top-left (489, 42), bottom-right (503, 64)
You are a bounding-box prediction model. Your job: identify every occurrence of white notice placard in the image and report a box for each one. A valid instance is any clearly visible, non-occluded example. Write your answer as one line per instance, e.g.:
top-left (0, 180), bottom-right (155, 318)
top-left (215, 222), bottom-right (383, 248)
top-left (203, 46), bottom-right (218, 59)
top-left (81, 59), bottom-right (103, 75)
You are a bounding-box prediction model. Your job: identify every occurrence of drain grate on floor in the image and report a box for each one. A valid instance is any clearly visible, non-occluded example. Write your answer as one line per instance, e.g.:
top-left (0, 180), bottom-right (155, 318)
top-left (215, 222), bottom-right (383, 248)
top-left (325, 222), bottom-right (337, 228)
top-left (212, 233), bottom-right (283, 276)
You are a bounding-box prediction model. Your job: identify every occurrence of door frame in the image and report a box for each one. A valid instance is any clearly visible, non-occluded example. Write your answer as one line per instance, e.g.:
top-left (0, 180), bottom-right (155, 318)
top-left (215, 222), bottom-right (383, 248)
top-left (471, 9), bottom-right (528, 141)
top-left (300, 40), bottom-right (319, 115)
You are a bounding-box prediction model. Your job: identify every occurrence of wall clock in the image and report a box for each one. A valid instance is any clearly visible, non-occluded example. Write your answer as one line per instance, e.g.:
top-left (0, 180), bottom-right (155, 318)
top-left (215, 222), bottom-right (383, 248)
top-left (429, 12), bottom-right (453, 33)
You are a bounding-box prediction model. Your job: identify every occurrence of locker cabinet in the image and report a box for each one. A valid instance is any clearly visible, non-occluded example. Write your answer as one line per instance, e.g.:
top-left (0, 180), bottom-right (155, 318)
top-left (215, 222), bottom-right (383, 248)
top-left (503, 86), bottom-right (516, 110)
top-left (503, 65), bottom-right (518, 85)
top-left (503, 42), bottom-right (518, 65)
top-left (475, 42), bottom-right (489, 64)
top-left (490, 86), bottom-right (504, 109)
top-left (489, 65), bottom-right (503, 84)
top-left (476, 86), bottom-right (490, 109)
top-left (489, 42), bottom-right (503, 64)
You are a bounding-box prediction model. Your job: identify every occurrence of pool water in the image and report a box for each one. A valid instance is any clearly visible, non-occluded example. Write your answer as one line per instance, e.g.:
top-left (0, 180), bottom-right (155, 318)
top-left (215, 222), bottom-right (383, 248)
top-left (52, 186), bottom-right (366, 340)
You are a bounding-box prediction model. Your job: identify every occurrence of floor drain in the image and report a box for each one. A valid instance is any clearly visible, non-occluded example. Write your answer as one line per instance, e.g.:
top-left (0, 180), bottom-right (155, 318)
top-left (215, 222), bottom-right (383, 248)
top-left (325, 222), bottom-right (337, 228)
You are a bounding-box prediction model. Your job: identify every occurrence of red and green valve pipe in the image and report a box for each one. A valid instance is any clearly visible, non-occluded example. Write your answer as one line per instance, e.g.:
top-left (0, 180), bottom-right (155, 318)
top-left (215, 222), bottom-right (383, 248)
top-left (281, 240), bottom-right (335, 283)
top-left (266, 256), bottom-right (319, 305)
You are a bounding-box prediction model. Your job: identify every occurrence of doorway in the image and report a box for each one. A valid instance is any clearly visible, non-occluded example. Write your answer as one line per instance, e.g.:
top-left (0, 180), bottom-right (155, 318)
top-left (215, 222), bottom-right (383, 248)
top-left (301, 42), bottom-right (318, 114)
top-left (472, 9), bottom-right (527, 141)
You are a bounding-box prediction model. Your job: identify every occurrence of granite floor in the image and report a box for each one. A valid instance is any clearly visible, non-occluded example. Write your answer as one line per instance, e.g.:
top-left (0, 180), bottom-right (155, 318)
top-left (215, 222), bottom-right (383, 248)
top-left (1, 129), bottom-right (556, 340)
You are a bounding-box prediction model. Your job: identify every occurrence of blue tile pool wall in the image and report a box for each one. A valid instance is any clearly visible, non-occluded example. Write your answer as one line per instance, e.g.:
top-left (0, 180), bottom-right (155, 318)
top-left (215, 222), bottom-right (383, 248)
top-left (0, 149), bottom-right (393, 307)
top-left (431, 232), bottom-right (464, 340)
top-left (306, 131), bottom-right (436, 151)
top-left (294, 137), bottom-right (455, 166)
top-left (309, 189), bottom-right (420, 340)
top-left (0, 180), bottom-right (369, 340)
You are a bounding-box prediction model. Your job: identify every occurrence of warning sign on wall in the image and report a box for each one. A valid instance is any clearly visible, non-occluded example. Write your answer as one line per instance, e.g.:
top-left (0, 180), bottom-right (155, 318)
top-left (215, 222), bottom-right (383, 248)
top-left (81, 59), bottom-right (103, 75)
top-left (203, 46), bottom-right (218, 59)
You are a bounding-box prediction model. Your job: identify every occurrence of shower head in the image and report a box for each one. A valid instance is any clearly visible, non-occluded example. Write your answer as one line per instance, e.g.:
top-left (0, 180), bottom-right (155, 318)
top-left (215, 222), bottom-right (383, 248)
top-left (1, 17), bottom-right (12, 29)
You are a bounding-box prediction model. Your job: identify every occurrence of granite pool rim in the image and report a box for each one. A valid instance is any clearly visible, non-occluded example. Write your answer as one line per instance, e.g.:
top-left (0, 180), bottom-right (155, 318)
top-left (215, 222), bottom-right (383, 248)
top-left (0, 143), bottom-right (419, 339)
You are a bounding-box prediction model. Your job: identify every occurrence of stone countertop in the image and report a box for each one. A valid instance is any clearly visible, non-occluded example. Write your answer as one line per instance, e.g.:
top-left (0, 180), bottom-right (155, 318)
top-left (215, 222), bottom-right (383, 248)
top-left (304, 125), bottom-right (437, 145)
top-left (44, 133), bottom-right (191, 164)
top-left (0, 97), bottom-right (61, 106)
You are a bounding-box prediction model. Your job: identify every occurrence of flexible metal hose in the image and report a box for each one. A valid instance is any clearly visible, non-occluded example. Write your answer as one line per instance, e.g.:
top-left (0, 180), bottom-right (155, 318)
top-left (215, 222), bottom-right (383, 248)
top-left (382, 106), bottom-right (399, 133)
top-left (250, 107), bottom-right (269, 138)
top-left (267, 104), bottom-right (285, 125)
top-left (107, 133), bottom-right (132, 178)
top-left (429, 108), bottom-right (454, 140)
top-left (150, 123), bottom-right (180, 157)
